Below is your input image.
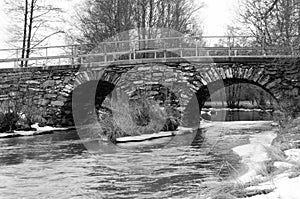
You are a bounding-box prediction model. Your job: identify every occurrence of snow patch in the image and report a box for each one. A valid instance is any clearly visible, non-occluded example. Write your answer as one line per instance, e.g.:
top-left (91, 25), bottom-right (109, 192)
top-left (232, 131), bottom-right (277, 184)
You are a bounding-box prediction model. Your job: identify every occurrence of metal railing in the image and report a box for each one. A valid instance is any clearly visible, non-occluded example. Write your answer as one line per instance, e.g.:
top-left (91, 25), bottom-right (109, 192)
top-left (0, 35), bottom-right (299, 68)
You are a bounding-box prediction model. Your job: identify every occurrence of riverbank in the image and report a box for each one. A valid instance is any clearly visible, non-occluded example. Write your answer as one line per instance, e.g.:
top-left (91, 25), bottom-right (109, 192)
top-left (195, 118), bottom-right (300, 199)
top-left (226, 119), bottom-right (300, 199)
top-left (0, 123), bottom-right (75, 139)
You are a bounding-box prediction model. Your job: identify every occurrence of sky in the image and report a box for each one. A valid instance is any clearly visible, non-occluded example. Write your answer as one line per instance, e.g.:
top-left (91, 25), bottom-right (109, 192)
top-left (200, 0), bottom-right (237, 35)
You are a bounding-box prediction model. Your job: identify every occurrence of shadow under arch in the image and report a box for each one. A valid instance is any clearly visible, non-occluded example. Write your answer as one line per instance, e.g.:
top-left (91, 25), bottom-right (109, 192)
top-left (71, 79), bottom-right (115, 125)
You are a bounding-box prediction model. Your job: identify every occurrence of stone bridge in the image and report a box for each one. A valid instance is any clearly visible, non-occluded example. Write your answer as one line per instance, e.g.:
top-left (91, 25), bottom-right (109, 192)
top-left (0, 56), bottom-right (299, 127)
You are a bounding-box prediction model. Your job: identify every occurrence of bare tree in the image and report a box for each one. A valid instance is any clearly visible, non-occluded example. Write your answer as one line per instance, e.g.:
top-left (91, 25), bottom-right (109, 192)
top-left (4, 0), bottom-right (65, 67)
top-left (236, 0), bottom-right (300, 52)
top-left (74, 0), bottom-right (204, 51)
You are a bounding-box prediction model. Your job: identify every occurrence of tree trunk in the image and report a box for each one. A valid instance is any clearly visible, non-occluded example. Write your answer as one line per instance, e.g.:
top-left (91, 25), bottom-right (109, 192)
top-left (25, 0), bottom-right (35, 67)
top-left (21, 0), bottom-right (28, 68)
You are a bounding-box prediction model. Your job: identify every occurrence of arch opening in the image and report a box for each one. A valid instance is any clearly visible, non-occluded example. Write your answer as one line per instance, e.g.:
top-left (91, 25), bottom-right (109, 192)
top-left (184, 78), bottom-right (279, 123)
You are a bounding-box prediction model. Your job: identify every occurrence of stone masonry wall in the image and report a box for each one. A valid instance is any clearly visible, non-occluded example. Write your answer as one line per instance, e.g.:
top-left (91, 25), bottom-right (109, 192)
top-left (0, 66), bottom-right (79, 126)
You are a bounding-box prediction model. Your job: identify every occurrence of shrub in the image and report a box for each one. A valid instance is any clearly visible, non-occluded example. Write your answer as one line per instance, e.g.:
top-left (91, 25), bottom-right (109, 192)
top-left (18, 105), bottom-right (47, 128)
top-left (0, 112), bottom-right (19, 133)
top-left (98, 93), bottom-right (181, 143)
top-left (274, 95), bottom-right (300, 127)
top-left (0, 101), bottom-right (21, 133)
top-left (0, 97), bottom-right (47, 132)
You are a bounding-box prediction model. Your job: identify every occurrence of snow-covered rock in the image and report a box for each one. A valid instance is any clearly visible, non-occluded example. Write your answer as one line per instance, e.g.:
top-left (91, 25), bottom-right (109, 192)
top-left (30, 123), bottom-right (67, 131)
top-left (285, 149), bottom-right (300, 164)
top-left (273, 161), bottom-right (295, 170)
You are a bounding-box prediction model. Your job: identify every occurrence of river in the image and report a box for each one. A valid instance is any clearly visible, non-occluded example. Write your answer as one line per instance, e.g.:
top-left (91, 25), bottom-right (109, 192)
top-left (0, 110), bottom-right (276, 199)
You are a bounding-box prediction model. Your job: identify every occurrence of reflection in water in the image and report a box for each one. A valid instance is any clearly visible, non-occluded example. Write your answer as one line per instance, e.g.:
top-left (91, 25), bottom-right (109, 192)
top-left (0, 111), bottom-right (273, 198)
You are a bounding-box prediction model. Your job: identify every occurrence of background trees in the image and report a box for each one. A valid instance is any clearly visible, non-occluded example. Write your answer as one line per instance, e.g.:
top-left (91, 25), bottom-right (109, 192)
top-left (75, 0), bottom-right (204, 51)
top-left (233, 0), bottom-right (300, 117)
top-left (236, 0), bottom-right (300, 52)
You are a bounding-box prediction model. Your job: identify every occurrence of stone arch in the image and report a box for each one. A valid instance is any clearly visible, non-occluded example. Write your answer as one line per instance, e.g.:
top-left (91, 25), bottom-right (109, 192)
top-left (60, 69), bottom-right (118, 126)
top-left (181, 63), bottom-right (281, 125)
top-left (73, 70), bottom-right (106, 89)
top-left (188, 64), bottom-right (280, 101)
top-left (111, 63), bottom-right (198, 126)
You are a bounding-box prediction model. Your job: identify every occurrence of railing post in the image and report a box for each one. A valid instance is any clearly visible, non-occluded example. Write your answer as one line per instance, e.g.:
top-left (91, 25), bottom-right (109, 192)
top-left (228, 36), bottom-right (231, 56)
top-left (196, 41), bottom-right (198, 57)
top-left (15, 49), bottom-right (19, 68)
top-left (180, 38), bottom-right (183, 57)
top-left (262, 33), bottom-right (266, 56)
top-left (104, 43), bottom-right (107, 62)
top-left (129, 41), bottom-right (131, 60)
top-left (232, 36), bottom-right (235, 56)
top-left (45, 47), bottom-right (48, 65)
top-left (133, 41), bottom-right (136, 60)
top-left (163, 39), bottom-right (166, 59)
top-left (71, 45), bottom-right (74, 66)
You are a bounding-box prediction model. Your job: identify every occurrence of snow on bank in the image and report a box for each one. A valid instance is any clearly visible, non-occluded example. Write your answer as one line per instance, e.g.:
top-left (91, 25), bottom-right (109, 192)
top-left (0, 123), bottom-right (69, 138)
top-left (232, 129), bottom-right (300, 199)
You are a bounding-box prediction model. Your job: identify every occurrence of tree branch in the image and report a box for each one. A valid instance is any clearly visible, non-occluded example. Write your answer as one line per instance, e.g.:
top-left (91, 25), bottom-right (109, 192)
top-left (31, 31), bottom-right (65, 48)
top-left (263, 0), bottom-right (279, 19)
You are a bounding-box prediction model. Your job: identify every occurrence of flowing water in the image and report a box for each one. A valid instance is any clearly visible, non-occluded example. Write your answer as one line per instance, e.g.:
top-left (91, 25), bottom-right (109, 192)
top-left (0, 111), bottom-right (276, 199)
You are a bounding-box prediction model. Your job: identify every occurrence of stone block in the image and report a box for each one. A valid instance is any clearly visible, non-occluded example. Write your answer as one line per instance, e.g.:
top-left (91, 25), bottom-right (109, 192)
top-left (51, 101), bottom-right (65, 107)
top-left (137, 66), bottom-right (151, 71)
top-left (28, 88), bottom-right (43, 92)
top-left (19, 88), bottom-right (28, 92)
top-left (26, 80), bottom-right (40, 84)
top-left (0, 97), bottom-right (10, 101)
top-left (9, 91), bottom-right (19, 97)
top-left (42, 80), bottom-right (55, 88)
top-left (57, 95), bottom-right (68, 102)
top-left (39, 99), bottom-right (50, 106)
top-left (133, 80), bottom-right (144, 84)
top-left (153, 72), bottom-right (163, 77)
top-left (165, 78), bottom-right (177, 82)
top-left (0, 84), bottom-right (10, 89)
top-left (45, 94), bottom-right (58, 99)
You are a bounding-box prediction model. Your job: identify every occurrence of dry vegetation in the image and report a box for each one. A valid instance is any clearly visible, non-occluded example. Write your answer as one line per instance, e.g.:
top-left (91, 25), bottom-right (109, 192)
top-left (98, 95), bottom-right (180, 143)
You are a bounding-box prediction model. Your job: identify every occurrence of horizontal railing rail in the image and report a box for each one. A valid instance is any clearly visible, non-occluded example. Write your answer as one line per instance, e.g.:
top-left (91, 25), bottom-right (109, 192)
top-left (0, 35), bottom-right (299, 68)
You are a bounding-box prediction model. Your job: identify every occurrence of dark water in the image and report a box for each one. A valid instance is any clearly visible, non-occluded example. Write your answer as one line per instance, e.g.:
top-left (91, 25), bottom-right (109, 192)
top-left (0, 111), bottom-right (274, 199)
top-left (202, 109), bottom-right (273, 121)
